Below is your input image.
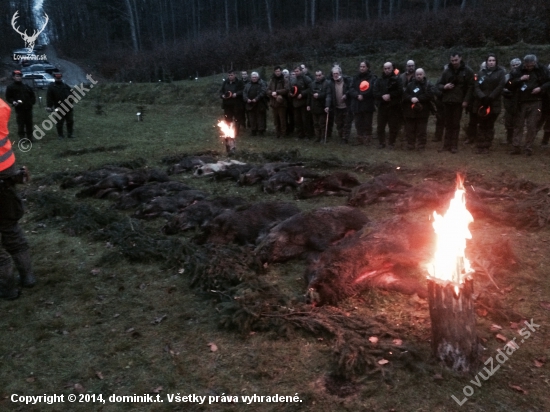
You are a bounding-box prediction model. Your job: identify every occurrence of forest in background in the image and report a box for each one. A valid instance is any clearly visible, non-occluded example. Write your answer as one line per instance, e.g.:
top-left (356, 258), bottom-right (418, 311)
top-left (2, 0), bottom-right (549, 81)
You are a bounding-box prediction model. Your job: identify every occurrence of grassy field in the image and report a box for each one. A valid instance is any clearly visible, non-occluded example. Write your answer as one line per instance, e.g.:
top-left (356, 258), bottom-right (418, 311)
top-left (1, 72), bottom-right (549, 412)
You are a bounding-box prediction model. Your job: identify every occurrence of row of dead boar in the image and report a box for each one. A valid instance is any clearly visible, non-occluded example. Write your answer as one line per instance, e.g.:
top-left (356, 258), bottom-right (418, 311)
top-left (58, 155), bottom-right (547, 305)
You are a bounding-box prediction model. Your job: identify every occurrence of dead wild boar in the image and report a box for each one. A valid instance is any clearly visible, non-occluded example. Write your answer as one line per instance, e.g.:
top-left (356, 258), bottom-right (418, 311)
top-left (347, 173), bottom-right (412, 206)
top-left (255, 206), bottom-right (369, 263)
top-left (212, 164), bottom-right (254, 182)
top-left (114, 181), bottom-right (192, 209)
top-left (163, 196), bottom-right (247, 234)
top-left (262, 167), bottom-right (319, 193)
top-left (201, 201), bottom-right (300, 245)
top-left (239, 162), bottom-right (304, 186)
top-left (167, 156), bottom-right (217, 175)
top-left (394, 181), bottom-right (454, 213)
top-left (60, 166), bottom-right (132, 189)
top-left (134, 189), bottom-right (208, 219)
top-left (194, 160), bottom-right (247, 177)
top-left (297, 172), bottom-right (361, 199)
top-left (304, 216), bottom-right (436, 306)
top-left (75, 169), bottom-right (170, 199)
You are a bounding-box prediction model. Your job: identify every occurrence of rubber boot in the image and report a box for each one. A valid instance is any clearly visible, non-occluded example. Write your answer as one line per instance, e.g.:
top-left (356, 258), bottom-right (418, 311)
top-left (0, 261), bottom-right (19, 300)
top-left (12, 249), bottom-right (36, 288)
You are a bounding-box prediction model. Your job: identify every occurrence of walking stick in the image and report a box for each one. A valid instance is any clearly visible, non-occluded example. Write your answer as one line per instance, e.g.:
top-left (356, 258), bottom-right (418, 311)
top-left (324, 110), bottom-right (329, 144)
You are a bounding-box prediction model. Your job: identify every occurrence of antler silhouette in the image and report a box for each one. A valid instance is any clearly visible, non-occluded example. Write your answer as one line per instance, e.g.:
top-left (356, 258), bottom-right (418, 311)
top-left (11, 11), bottom-right (49, 52)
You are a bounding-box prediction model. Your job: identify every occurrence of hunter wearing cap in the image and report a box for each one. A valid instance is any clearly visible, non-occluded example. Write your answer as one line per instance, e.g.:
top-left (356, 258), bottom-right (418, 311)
top-left (0, 98), bottom-right (36, 299)
top-left (5, 70), bottom-right (36, 142)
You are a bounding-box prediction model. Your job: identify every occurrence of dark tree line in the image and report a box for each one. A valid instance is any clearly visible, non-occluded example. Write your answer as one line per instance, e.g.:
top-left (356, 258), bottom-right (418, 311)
top-left (3, 0), bottom-right (482, 55)
top-left (2, 0), bottom-right (549, 82)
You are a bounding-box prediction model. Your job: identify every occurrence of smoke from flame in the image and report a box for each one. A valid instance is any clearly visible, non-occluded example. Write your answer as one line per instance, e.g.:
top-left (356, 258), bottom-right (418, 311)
top-left (217, 121), bottom-right (235, 139)
top-left (427, 176), bottom-right (474, 290)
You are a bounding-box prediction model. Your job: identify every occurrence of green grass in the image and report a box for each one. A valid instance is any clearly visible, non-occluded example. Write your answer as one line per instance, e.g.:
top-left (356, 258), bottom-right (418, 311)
top-left (1, 69), bottom-right (549, 412)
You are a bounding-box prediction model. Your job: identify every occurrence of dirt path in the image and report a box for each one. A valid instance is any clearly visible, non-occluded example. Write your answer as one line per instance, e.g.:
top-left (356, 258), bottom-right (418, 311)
top-left (43, 46), bottom-right (90, 86)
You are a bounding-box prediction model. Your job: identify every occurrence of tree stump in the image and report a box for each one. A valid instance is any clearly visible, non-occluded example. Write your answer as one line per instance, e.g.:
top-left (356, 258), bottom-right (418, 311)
top-left (428, 277), bottom-right (480, 372)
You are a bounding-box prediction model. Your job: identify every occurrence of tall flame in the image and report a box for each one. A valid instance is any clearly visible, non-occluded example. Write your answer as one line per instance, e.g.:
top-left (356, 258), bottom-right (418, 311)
top-left (427, 176), bottom-right (474, 293)
top-left (217, 121), bottom-right (235, 139)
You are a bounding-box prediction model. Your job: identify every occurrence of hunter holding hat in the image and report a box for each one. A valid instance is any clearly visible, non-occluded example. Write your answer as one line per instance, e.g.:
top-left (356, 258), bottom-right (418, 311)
top-left (473, 54), bottom-right (506, 154)
top-left (348, 60), bottom-right (377, 145)
top-left (5, 70), bottom-right (36, 142)
top-left (0, 98), bottom-right (36, 299)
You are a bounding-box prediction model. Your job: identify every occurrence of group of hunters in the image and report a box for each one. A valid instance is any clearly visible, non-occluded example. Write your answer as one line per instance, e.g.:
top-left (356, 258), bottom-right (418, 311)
top-left (219, 52), bottom-right (550, 156)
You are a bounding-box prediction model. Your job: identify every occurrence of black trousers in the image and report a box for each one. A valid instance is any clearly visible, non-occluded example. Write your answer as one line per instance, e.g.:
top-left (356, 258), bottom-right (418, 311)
top-left (56, 110), bottom-right (74, 137)
top-left (334, 107), bottom-right (351, 140)
top-left (477, 112), bottom-right (499, 149)
top-left (443, 103), bottom-right (463, 149)
top-left (404, 117), bottom-right (429, 148)
top-left (377, 105), bottom-right (401, 146)
top-left (0, 220), bottom-right (29, 266)
top-left (15, 109), bottom-right (33, 140)
top-left (354, 111), bottom-right (374, 139)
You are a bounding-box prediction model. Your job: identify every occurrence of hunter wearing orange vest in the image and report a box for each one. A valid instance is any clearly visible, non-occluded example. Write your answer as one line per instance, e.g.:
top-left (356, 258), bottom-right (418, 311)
top-left (0, 98), bottom-right (35, 300)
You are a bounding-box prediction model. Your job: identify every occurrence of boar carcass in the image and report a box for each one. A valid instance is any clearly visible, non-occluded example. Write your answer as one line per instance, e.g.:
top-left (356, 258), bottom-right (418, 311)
top-left (134, 189), bottom-right (208, 219)
top-left (255, 206), bottom-right (369, 263)
top-left (115, 181), bottom-right (192, 210)
top-left (305, 216), bottom-right (435, 306)
top-left (297, 172), bottom-right (361, 199)
top-left (167, 156), bottom-right (217, 175)
top-left (75, 169), bottom-right (170, 199)
top-left (201, 202), bottom-right (300, 245)
top-left (262, 167), bottom-right (319, 193)
top-left (194, 160), bottom-right (247, 177)
top-left (163, 196), bottom-right (247, 234)
top-left (347, 173), bottom-right (411, 206)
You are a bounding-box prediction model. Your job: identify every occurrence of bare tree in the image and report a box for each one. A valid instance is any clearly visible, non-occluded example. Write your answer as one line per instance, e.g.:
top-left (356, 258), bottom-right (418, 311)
top-left (311, 0), bottom-right (316, 26)
top-left (224, 0), bottom-right (229, 35)
top-left (265, 0), bottom-right (273, 33)
top-left (124, 0), bottom-right (139, 52)
top-left (461, 0), bottom-right (467, 10)
top-left (378, 0), bottom-right (383, 18)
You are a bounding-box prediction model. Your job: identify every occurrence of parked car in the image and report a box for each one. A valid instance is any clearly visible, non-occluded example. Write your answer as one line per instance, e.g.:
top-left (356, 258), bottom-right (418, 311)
top-left (21, 63), bottom-right (59, 75)
top-left (22, 72), bottom-right (55, 89)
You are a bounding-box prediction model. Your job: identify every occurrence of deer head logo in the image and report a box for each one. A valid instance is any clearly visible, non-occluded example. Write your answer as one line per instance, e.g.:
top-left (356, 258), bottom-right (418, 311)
top-left (11, 11), bottom-right (49, 52)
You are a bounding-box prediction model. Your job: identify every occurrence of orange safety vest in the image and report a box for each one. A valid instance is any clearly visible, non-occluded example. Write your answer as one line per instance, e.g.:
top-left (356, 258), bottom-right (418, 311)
top-left (0, 99), bottom-right (15, 172)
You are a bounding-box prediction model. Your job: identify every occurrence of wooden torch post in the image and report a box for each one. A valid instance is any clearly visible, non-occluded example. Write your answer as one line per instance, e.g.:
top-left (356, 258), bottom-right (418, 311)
top-left (427, 277), bottom-right (480, 372)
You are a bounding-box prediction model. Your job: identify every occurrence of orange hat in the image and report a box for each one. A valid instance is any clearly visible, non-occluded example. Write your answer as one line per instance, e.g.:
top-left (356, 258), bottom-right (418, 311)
top-left (359, 81), bottom-right (370, 92)
top-left (12, 70), bottom-right (22, 76)
top-left (477, 105), bottom-right (491, 118)
top-left (54, 72), bottom-right (63, 78)
top-left (394, 68), bottom-right (400, 75)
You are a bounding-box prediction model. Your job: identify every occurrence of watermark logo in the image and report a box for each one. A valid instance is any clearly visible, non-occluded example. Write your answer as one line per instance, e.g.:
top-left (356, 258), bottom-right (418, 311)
top-left (12, 10), bottom-right (48, 52)
top-left (451, 318), bottom-right (541, 406)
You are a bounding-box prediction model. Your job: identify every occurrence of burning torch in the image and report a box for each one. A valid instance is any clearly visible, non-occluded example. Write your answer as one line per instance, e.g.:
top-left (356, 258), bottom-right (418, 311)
top-left (217, 120), bottom-right (236, 154)
top-left (426, 176), bottom-right (480, 372)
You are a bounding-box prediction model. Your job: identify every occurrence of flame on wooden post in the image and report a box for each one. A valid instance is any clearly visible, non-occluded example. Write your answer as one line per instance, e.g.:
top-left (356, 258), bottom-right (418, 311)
top-left (217, 120), bottom-right (235, 139)
top-left (427, 176), bottom-right (474, 296)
